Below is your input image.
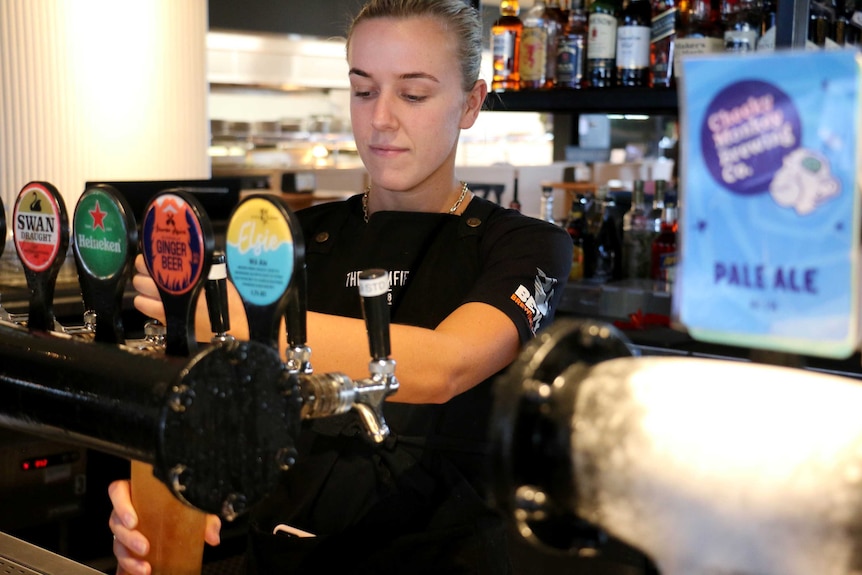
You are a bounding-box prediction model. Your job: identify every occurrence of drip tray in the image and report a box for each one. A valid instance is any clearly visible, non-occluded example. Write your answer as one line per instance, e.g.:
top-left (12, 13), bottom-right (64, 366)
top-left (0, 532), bottom-right (101, 575)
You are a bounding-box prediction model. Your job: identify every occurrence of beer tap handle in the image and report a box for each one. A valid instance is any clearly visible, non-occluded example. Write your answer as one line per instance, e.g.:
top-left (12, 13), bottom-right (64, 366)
top-left (204, 251), bottom-right (233, 342)
top-left (224, 194), bottom-right (304, 354)
top-left (140, 190), bottom-right (214, 357)
top-left (355, 269), bottom-right (398, 443)
top-left (359, 269), bottom-right (391, 361)
top-left (72, 184), bottom-right (138, 344)
top-left (285, 261), bottom-right (307, 350)
top-left (12, 182), bottom-right (69, 332)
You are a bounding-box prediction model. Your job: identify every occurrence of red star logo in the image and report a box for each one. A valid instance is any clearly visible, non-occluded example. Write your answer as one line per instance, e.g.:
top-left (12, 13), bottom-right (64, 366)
top-left (90, 201), bottom-right (107, 230)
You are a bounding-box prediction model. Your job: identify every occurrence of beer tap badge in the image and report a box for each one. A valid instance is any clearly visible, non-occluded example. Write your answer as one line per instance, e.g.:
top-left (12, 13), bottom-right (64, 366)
top-left (14, 182), bottom-right (64, 273)
top-left (74, 188), bottom-right (128, 280)
top-left (141, 193), bottom-right (205, 296)
top-left (226, 197), bottom-right (295, 306)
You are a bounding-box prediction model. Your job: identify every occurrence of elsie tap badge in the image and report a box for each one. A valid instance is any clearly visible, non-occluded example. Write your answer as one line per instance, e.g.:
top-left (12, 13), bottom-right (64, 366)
top-left (226, 197), bottom-right (295, 306)
top-left (14, 183), bottom-right (64, 273)
top-left (141, 193), bottom-right (205, 296)
top-left (74, 188), bottom-right (128, 280)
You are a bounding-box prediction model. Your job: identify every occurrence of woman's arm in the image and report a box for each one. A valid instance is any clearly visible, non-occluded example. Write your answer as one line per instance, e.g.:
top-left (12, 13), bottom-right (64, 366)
top-left (307, 302), bottom-right (520, 404)
top-left (132, 256), bottom-right (519, 404)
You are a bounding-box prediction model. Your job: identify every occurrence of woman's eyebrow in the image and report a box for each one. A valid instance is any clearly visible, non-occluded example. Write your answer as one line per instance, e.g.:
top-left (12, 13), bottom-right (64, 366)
top-left (349, 68), bottom-right (439, 83)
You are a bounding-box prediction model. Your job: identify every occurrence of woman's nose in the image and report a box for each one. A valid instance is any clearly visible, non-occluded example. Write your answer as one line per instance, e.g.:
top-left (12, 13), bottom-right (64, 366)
top-left (371, 94), bottom-right (397, 131)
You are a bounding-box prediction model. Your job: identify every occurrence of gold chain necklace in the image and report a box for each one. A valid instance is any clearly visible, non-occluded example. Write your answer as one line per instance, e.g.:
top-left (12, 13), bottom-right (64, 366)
top-left (362, 181), bottom-right (469, 223)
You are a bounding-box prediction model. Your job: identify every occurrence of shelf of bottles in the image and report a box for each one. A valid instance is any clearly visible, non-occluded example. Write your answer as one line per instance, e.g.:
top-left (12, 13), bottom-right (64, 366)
top-left (488, 0), bottom-right (857, 115)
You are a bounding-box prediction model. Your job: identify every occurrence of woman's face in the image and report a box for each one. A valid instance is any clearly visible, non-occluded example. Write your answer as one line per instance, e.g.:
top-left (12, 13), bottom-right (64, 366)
top-left (347, 16), bottom-right (484, 195)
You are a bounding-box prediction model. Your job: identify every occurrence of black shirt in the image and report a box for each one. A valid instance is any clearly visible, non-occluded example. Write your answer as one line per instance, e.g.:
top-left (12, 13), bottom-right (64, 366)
top-left (247, 194), bottom-right (573, 575)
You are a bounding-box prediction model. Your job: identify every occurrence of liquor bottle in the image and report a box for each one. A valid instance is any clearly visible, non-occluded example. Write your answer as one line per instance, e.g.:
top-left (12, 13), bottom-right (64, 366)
top-left (616, 0), bottom-right (653, 86)
top-left (844, 0), bottom-right (861, 46)
top-left (809, 0), bottom-right (833, 47)
top-left (650, 0), bottom-right (679, 88)
top-left (510, 169), bottom-right (522, 211)
top-left (491, 0), bottom-right (524, 91)
top-left (595, 195), bottom-right (624, 282)
top-left (650, 198), bottom-right (678, 283)
top-left (556, 0), bottom-right (589, 88)
top-left (834, 0), bottom-right (851, 45)
top-left (757, 0), bottom-right (777, 49)
top-left (674, 0), bottom-right (723, 81)
top-left (545, 0), bottom-right (568, 87)
top-left (622, 180), bottom-right (653, 279)
top-left (565, 197), bottom-right (587, 280)
top-left (650, 179), bottom-right (667, 232)
top-left (587, 0), bottom-right (621, 87)
top-left (520, 0), bottom-right (550, 89)
top-left (722, 0), bottom-right (762, 53)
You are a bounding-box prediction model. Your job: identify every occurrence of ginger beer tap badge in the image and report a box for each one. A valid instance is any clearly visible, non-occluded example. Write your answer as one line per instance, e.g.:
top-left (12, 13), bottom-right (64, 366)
top-left (141, 193), bottom-right (206, 296)
top-left (676, 49), bottom-right (862, 358)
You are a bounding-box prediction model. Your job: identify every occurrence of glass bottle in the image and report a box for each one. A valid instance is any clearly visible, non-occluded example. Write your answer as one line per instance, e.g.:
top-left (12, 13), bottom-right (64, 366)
top-left (756, 0), bottom-right (777, 49)
top-left (595, 195), bottom-right (624, 282)
top-left (650, 0), bottom-right (679, 88)
top-left (587, 0), bottom-right (621, 87)
top-left (622, 180), bottom-right (653, 280)
top-left (650, 198), bottom-right (678, 283)
top-left (722, 0), bottom-right (762, 53)
top-left (556, 0), bottom-right (589, 88)
top-left (674, 0), bottom-right (723, 81)
top-left (491, 0), bottom-right (524, 91)
top-left (565, 197), bottom-right (587, 280)
top-left (843, 0), bottom-right (861, 46)
top-left (616, 0), bottom-right (653, 87)
top-left (520, 0), bottom-right (550, 89)
top-left (833, 0), bottom-right (850, 45)
top-left (545, 0), bottom-right (568, 87)
top-left (650, 179), bottom-right (667, 232)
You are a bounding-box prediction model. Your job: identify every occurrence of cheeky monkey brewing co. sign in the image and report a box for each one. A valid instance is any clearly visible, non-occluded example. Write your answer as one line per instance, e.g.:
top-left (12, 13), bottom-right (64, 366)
top-left (676, 49), bottom-right (862, 358)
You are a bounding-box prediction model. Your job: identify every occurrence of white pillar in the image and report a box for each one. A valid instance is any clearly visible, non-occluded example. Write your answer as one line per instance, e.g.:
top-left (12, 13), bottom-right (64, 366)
top-left (0, 0), bottom-right (209, 276)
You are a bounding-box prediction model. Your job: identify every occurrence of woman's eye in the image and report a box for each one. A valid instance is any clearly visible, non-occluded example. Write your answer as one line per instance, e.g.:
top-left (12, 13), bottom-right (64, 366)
top-left (403, 94), bottom-right (427, 103)
top-left (353, 90), bottom-right (373, 98)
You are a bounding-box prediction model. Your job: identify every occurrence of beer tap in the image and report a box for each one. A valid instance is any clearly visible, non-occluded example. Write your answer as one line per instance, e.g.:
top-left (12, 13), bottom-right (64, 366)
top-left (355, 268), bottom-right (399, 442)
top-left (225, 195), bottom-right (398, 443)
top-left (296, 268), bottom-right (399, 444)
top-left (224, 192), bottom-right (313, 373)
top-left (204, 250), bottom-right (234, 344)
top-left (225, 194), bottom-right (301, 352)
top-left (11, 181), bottom-right (70, 332)
top-left (72, 184), bottom-right (138, 344)
top-left (139, 189), bottom-right (214, 357)
top-left (284, 261), bottom-right (312, 374)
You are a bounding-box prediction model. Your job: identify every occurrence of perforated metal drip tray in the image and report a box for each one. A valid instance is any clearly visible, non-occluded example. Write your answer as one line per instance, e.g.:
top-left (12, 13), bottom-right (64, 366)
top-left (0, 532), bottom-right (102, 575)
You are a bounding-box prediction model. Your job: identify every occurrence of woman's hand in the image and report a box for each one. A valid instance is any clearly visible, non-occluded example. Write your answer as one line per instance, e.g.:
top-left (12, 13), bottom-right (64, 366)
top-left (108, 479), bottom-right (222, 575)
top-left (131, 254), bottom-right (250, 343)
top-left (131, 255), bottom-right (167, 325)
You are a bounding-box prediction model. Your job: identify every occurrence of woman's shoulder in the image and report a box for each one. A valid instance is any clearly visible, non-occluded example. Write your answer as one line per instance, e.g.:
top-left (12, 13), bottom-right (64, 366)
top-left (468, 197), bottom-right (569, 240)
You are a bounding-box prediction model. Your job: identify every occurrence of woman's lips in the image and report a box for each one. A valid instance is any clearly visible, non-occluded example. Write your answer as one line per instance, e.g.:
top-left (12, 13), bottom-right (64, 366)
top-left (369, 144), bottom-right (407, 157)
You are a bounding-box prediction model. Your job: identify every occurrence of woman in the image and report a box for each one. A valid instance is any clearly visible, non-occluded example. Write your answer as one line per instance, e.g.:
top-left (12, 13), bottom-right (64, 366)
top-left (109, 1), bottom-right (573, 573)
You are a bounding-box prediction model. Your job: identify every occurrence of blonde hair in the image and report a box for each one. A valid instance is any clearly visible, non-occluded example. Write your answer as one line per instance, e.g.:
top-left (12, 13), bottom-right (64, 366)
top-left (346, 0), bottom-right (483, 93)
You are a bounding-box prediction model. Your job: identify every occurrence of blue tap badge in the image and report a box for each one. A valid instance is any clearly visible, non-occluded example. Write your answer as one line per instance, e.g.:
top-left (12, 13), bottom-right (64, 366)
top-left (675, 49), bottom-right (862, 358)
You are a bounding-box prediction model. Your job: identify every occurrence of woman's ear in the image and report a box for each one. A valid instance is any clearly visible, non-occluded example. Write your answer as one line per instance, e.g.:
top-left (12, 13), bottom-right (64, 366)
top-left (460, 79), bottom-right (488, 130)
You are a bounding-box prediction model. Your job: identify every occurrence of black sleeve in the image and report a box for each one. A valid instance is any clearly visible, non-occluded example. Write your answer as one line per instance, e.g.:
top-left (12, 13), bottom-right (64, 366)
top-left (464, 212), bottom-right (574, 344)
